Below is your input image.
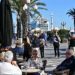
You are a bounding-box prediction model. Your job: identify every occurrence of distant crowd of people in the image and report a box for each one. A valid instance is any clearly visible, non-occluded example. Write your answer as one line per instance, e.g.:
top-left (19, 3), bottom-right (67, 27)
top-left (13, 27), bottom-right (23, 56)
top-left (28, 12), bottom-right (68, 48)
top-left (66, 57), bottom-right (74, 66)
top-left (0, 31), bottom-right (75, 75)
top-left (23, 32), bottom-right (47, 60)
top-left (0, 32), bottom-right (48, 75)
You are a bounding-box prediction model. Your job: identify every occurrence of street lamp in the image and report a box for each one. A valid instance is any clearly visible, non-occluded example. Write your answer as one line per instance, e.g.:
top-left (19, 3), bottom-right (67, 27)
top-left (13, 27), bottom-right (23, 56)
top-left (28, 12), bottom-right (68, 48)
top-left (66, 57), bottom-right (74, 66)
top-left (50, 13), bottom-right (54, 31)
top-left (61, 21), bottom-right (66, 29)
top-left (23, 0), bottom-right (38, 32)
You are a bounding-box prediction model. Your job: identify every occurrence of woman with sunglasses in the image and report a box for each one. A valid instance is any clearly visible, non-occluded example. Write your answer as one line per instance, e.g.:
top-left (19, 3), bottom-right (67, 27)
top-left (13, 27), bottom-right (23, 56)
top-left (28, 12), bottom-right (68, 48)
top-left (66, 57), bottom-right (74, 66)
top-left (27, 48), bottom-right (41, 68)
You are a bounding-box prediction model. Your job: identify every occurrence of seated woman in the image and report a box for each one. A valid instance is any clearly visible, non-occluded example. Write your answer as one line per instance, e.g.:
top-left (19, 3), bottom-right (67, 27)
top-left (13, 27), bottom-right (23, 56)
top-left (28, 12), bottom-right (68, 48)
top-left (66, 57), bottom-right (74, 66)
top-left (26, 48), bottom-right (42, 75)
top-left (27, 48), bottom-right (42, 68)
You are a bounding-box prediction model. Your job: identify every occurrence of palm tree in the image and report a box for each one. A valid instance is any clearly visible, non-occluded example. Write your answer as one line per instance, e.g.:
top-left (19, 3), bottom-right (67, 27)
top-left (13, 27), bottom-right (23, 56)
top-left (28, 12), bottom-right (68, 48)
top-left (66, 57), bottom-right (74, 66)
top-left (10, 0), bottom-right (24, 39)
top-left (67, 8), bottom-right (75, 31)
top-left (10, 0), bottom-right (47, 38)
top-left (22, 0), bottom-right (47, 37)
top-left (29, 0), bottom-right (47, 17)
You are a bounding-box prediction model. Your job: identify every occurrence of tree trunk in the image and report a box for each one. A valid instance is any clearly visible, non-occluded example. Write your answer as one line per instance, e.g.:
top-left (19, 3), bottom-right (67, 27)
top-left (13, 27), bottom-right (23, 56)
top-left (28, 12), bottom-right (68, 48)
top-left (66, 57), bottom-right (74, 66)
top-left (74, 17), bottom-right (75, 32)
top-left (17, 15), bottom-right (22, 38)
top-left (21, 11), bottom-right (28, 38)
top-left (21, 0), bottom-right (28, 38)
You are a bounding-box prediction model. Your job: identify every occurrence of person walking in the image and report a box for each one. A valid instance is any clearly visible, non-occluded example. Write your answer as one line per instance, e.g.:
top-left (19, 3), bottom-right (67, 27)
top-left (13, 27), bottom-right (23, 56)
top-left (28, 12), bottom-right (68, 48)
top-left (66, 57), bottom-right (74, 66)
top-left (39, 39), bottom-right (45, 58)
top-left (23, 38), bottom-right (32, 61)
top-left (53, 34), bottom-right (60, 57)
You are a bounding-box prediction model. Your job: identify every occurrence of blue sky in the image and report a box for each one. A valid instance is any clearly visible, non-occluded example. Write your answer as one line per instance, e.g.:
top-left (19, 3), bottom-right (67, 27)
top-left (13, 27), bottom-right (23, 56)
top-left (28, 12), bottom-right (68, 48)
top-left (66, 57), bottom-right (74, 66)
top-left (38, 0), bottom-right (75, 30)
top-left (13, 0), bottom-right (75, 30)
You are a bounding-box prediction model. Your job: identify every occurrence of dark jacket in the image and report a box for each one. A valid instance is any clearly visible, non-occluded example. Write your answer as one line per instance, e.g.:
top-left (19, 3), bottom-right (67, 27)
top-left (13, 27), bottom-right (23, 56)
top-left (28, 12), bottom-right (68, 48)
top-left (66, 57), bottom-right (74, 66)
top-left (32, 38), bottom-right (40, 47)
top-left (69, 39), bottom-right (75, 48)
top-left (53, 36), bottom-right (60, 47)
top-left (56, 56), bottom-right (75, 75)
top-left (23, 43), bottom-right (32, 61)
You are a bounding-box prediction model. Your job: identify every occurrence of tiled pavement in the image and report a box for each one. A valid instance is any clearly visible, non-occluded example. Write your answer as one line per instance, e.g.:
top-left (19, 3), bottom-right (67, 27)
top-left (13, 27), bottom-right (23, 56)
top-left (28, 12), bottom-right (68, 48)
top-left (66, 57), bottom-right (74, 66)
top-left (43, 43), bottom-right (68, 74)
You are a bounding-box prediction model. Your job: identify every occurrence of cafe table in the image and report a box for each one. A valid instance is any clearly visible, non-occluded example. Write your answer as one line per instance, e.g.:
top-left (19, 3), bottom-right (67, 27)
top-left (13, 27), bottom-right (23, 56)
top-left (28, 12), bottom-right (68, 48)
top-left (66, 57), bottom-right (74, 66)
top-left (21, 67), bottom-right (41, 75)
top-left (45, 64), bottom-right (56, 74)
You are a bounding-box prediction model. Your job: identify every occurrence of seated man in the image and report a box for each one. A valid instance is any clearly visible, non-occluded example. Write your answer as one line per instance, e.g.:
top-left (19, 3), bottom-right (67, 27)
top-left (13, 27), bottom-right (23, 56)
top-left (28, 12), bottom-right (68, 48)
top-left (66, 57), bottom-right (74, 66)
top-left (53, 48), bottom-right (75, 75)
top-left (0, 52), bottom-right (5, 62)
top-left (0, 51), bottom-right (22, 75)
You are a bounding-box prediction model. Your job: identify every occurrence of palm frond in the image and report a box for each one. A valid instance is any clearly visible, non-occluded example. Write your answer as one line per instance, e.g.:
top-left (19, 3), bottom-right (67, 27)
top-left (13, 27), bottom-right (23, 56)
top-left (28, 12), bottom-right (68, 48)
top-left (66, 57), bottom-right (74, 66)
top-left (67, 8), bottom-right (75, 17)
top-left (38, 7), bottom-right (48, 10)
top-left (11, 0), bottom-right (23, 8)
top-left (29, 12), bottom-right (34, 18)
top-left (12, 0), bottom-right (18, 5)
top-left (32, 9), bottom-right (41, 17)
top-left (31, 0), bottom-right (39, 4)
top-left (36, 2), bottom-right (46, 6)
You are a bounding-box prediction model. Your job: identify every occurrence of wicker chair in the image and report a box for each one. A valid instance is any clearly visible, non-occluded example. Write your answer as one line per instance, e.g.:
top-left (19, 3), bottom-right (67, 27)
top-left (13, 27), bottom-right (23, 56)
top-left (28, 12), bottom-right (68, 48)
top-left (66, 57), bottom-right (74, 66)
top-left (52, 69), bottom-right (70, 75)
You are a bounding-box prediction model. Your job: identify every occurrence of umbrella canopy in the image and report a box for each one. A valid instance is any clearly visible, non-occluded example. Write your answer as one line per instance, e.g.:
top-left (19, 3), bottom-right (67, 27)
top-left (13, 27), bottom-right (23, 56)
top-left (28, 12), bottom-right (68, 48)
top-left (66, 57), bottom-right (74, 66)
top-left (34, 28), bottom-right (41, 31)
top-left (0, 0), bottom-right (13, 46)
top-left (31, 28), bottom-right (41, 33)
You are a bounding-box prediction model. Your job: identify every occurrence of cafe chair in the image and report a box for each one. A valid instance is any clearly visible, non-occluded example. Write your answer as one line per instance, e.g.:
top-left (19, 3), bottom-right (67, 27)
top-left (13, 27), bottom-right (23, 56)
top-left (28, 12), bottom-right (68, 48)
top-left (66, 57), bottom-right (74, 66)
top-left (40, 70), bottom-right (47, 75)
top-left (42, 60), bottom-right (47, 70)
top-left (52, 69), bottom-right (70, 75)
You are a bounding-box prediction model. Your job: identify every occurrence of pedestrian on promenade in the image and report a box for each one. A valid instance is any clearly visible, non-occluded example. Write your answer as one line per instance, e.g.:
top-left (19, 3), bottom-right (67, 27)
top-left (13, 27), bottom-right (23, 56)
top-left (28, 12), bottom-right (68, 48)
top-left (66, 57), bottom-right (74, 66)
top-left (32, 35), bottom-right (40, 48)
top-left (39, 39), bottom-right (45, 58)
top-left (53, 34), bottom-right (61, 57)
top-left (23, 38), bottom-right (32, 61)
top-left (68, 33), bottom-right (75, 49)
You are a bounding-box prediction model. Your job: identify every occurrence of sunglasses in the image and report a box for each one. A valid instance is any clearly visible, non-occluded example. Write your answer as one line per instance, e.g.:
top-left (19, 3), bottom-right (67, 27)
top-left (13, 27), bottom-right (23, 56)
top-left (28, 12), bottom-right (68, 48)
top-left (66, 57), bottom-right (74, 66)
top-left (33, 53), bottom-right (37, 55)
top-left (66, 52), bottom-right (71, 55)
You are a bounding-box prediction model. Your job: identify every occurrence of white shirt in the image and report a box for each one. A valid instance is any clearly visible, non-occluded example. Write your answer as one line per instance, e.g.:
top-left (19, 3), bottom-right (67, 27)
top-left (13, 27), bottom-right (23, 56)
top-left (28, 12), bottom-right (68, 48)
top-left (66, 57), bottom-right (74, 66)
top-left (0, 62), bottom-right (2, 66)
top-left (53, 37), bottom-right (58, 43)
top-left (0, 62), bottom-right (22, 75)
top-left (27, 58), bottom-right (42, 68)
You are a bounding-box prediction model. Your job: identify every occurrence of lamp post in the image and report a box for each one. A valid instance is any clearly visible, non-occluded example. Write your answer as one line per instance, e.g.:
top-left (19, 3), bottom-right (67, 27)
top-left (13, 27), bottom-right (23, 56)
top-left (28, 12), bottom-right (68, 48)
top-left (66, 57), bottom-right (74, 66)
top-left (61, 21), bottom-right (66, 29)
top-left (23, 0), bottom-right (38, 32)
top-left (50, 13), bottom-right (54, 31)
